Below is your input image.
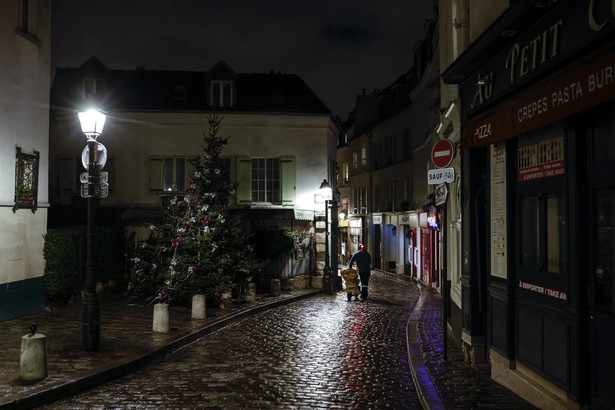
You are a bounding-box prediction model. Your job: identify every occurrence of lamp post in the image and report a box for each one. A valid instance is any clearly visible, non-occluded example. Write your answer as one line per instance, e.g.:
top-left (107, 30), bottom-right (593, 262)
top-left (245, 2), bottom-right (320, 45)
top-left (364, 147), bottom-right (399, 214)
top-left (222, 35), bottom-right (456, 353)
top-left (319, 179), bottom-right (341, 294)
top-left (78, 109), bottom-right (106, 351)
top-left (319, 180), bottom-right (332, 294)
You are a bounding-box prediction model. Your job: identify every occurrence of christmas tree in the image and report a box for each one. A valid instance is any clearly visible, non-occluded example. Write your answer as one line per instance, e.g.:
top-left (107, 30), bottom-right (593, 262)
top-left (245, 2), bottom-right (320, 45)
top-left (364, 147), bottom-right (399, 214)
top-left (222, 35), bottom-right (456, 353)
top-left (133, 115), bottom-right (256, 304)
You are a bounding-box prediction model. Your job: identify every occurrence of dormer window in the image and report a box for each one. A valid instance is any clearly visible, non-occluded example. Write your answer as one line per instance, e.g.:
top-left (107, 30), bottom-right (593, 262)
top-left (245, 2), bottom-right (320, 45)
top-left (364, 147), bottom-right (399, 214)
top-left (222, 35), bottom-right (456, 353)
top-left (84, 78), bottom-right (105, 102)
top-left (211, 80), bottom-right (233, 108)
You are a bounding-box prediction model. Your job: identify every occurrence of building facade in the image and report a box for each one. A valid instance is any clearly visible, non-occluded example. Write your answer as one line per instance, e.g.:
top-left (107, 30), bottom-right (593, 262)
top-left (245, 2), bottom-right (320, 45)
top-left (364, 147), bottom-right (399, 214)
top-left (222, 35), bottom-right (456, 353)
top-left (337, 9), bottom-right (441, 290)
top-left (0, 0), bottom-right (50, 321)
top-left (443, 0), bottom-right (615, 408)
top-left (49, 58), bottom-right (337, 284)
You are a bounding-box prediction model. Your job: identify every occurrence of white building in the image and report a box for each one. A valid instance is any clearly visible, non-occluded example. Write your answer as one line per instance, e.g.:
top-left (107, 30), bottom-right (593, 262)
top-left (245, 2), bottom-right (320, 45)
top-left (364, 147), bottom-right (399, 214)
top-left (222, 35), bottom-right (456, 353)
top-left (0, 0), bottom-right (50, 321)
top-left (49, 58), bottom-right (337, 282)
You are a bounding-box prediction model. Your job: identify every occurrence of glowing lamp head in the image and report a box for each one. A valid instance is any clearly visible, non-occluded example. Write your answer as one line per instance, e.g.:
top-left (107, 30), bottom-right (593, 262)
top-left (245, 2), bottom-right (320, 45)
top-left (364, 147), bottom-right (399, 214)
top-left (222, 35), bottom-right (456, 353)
top-left (78, 109), bottom-right (106, 140)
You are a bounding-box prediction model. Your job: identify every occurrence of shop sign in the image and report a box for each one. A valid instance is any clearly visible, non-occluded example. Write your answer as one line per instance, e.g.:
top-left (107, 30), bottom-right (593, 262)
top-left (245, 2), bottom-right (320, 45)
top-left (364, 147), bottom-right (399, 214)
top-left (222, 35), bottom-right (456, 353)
top-left (518, 136), bottom-right (565, 181)
top-left (372, 214), bottom-right (382, 224)
top-left (462, 49), bottom-right (615, 147)
top-left (518, 279), bottom-right (567, 301)
top-left (460, 0), bottom-right (615, 116)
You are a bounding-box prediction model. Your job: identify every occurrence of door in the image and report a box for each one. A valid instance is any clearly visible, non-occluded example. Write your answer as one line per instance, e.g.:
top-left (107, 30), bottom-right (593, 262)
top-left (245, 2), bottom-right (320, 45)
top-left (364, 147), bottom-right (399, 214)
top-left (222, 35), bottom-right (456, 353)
top-left (584, 102), bottom-right (615, 409)
top-left (590, 185), bottom-right (615, 409)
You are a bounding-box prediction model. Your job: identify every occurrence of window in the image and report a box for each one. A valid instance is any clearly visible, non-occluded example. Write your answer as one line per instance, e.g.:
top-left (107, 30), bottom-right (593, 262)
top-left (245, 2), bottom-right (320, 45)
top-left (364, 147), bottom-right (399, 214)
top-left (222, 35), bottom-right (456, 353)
top-left (352, 150), bottom-right (359, 170)
top-left (211, 81), bottom-right (233, 108)
top-left (149, 156), bottom-right (197, 193)
top-left (252, 158), bottom-right (280, 203)
top-left (236, 156), bottom-right (295, 206)
top-left (84, 78), bottom-right (105, 102)
top-left (20, 0), bottom-right (29, 34)
top-left (14, 147), bottom-right (39, 213)
top-left (403, 129), bottom-right (411, 160)
top-left (342, 162), bottom-right (349, 186)
top-left (361, 146), bottom-right (367, 167)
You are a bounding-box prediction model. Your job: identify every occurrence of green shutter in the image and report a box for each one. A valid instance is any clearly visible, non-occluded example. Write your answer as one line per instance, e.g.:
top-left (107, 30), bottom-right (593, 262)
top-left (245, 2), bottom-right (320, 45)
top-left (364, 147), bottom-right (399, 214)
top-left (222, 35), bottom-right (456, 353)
top-left (149, 156), bottom-right (163, 191)
top-left (280, 156), bottom-right (296, 206)
top-left (236, 157), bottom-right (252, 205)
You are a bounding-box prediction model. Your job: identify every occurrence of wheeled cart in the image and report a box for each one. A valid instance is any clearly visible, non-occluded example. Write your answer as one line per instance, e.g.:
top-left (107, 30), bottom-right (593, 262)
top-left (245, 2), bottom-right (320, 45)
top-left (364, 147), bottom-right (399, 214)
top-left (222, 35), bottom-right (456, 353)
top-left (340, 268), bottom-right (360, 301)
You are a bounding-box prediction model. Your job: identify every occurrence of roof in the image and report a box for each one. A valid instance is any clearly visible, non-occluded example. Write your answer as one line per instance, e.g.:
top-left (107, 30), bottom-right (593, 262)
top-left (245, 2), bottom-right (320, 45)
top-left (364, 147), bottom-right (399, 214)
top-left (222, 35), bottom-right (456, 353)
top-left (50, 57), bottom-right (330, 115)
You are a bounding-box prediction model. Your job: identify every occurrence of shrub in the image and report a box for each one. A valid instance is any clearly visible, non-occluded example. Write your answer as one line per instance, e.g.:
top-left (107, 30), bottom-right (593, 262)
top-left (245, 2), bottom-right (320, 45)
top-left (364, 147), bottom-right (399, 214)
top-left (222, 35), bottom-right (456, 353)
top-left (43, 229), bottom-right (78, 306)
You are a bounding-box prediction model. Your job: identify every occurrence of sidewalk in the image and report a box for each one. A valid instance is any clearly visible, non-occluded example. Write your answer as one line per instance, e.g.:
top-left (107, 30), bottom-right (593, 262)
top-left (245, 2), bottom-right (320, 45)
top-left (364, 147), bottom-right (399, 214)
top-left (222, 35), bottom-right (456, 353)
top-left (0, 287), bottom-right (320, 409)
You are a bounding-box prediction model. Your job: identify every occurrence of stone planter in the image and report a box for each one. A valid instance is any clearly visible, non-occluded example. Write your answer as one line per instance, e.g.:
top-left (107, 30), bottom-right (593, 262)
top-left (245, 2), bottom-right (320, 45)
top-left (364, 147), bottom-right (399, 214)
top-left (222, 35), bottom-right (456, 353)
top-left (191, 294), bottom-right (206, 319)
top-left (152, 303), bottom-right (170, 333)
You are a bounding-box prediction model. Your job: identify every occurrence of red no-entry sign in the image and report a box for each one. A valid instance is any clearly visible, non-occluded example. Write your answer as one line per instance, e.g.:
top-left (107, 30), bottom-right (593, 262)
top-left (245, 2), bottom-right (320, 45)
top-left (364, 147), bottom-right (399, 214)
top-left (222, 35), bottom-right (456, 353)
top-left (431, 139), bottom-right (454, 168)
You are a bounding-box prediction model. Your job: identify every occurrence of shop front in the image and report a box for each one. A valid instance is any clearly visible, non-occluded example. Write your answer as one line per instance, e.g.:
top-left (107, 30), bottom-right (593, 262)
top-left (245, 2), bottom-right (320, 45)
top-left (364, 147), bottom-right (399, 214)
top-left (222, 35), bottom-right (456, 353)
top-left (443, 1), bottom-right (615, 407)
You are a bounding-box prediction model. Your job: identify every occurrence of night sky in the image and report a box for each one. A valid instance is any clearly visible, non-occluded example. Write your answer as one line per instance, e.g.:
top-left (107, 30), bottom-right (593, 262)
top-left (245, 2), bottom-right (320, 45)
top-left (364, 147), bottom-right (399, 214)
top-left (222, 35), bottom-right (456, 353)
top-left (51, 1), bottom-right (436, 119)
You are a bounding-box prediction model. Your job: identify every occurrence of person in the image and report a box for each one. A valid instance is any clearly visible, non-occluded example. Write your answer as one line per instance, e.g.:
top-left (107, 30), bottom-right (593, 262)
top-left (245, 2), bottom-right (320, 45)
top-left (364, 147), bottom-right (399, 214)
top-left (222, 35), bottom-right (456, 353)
top-left (349, 244), bottom-right (372, 300)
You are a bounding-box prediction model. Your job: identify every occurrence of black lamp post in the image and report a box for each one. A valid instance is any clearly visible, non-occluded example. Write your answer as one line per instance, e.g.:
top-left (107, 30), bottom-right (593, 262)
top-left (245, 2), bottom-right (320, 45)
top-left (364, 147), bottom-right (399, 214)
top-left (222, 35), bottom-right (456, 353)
top-left (319, 179), bottom-right (341, 294)
top-left (78, 109), bottom-right (106, 351)
top-left (319, 179), bottom-right (332, 294)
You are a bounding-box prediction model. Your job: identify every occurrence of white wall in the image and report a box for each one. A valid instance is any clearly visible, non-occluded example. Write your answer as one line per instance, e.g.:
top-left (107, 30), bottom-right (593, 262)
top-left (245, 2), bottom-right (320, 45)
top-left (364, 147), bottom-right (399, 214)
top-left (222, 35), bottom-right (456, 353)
top-left (50, 111), bottom-right (334, 214)
top-left (0, 1), bottom-right (50, 287)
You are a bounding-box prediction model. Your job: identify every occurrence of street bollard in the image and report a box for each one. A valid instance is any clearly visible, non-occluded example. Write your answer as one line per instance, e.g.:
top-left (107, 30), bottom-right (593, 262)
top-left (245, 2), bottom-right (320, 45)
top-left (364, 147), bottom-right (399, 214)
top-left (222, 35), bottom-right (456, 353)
top-left (20, 327), bottom-right (47, 381)
top-left (270, 279), bottom-right (281, 296)
top-left (152, 303), bottom-right (170, 333)
top-left (245, 282), bottom-right (256, 303)
top-left (191, 294), bottom-right (206, 320)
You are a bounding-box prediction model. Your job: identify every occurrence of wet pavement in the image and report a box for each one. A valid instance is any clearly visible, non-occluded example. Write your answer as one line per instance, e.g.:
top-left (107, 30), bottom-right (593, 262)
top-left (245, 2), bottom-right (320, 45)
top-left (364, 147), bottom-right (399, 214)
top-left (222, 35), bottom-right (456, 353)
top-left (0, 271), bottom-right (536, 409)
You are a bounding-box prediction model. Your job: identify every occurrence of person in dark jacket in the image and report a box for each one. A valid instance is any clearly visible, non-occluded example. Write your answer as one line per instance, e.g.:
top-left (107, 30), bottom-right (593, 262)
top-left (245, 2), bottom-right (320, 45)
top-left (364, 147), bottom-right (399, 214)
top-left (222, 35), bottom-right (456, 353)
top-left (349, 244), bottom-right (372, 300)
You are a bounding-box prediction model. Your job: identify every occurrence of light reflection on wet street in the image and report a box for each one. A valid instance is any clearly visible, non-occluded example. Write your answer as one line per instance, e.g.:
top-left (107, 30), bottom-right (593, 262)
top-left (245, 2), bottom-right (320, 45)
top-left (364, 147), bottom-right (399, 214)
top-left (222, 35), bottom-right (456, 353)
top-left (43, 273), bottom-right (421, 408)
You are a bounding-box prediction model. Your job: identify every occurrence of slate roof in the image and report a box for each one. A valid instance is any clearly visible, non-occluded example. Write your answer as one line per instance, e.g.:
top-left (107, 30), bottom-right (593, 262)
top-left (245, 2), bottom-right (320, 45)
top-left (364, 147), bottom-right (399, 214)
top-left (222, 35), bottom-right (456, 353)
top-left (50, 57), bottom-right (330, 115)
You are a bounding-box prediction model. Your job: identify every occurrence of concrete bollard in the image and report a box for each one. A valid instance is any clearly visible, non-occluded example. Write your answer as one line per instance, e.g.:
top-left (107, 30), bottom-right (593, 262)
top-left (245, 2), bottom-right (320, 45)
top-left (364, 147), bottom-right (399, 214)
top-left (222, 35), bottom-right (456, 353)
top-left (152, 303), bottom-right (170, 333)
top-left (191, 294), bottom-right (206, 320)
top-left (20, 333), bottom-right (47, 381)
top-left (271, 279), bottom-right (281, 296)
top-left (245, 282), bottom-right (256, 303)
top-left (220, 292), bottom-right (233, 310)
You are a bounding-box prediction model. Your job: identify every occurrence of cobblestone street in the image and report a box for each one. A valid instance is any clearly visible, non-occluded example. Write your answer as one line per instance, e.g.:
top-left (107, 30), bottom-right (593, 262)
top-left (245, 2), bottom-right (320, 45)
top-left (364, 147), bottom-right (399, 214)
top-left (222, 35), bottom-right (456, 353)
top-left (43, 274), bottom-right (422, 409)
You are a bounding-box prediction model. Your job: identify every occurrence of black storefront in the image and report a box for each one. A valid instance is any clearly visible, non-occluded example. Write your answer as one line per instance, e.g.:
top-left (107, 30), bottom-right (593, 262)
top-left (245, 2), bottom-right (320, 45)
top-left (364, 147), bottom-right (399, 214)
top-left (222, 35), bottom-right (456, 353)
top-left (443, 1), bottom-right (615, 408)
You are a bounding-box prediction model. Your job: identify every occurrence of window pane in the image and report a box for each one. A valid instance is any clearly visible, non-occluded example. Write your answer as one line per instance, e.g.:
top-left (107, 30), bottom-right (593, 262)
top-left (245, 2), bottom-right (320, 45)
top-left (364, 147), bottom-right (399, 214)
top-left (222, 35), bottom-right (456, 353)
top-left (591, 114), bottom-right (615, 164)
top-left (547, 195), bottom-right (565, 274)
top-left (176, 158), bottom-right (185, 192)
top-left (164, 158), bottom-right (174, 191)
top-left (595, 188), bottom-right (615, 315)
top-left (223, 83), bottom-right (231, 107)
top-left (520, 196), bottom-right (539, 267)
top-left (212, 83), bottom-right (220, 107)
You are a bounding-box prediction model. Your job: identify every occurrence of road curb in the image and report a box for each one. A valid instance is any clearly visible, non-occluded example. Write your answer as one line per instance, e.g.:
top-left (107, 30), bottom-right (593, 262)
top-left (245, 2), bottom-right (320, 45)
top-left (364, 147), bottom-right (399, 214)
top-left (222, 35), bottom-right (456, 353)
top-left (3, 289), bottom-right (322, 410)
top-left (406, 284), bottom-right (445, 410)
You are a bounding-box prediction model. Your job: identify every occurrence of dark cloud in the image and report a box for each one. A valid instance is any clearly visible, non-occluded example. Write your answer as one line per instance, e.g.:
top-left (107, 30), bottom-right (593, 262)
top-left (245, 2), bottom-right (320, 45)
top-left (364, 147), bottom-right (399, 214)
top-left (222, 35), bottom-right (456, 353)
top-left (51, 0), bottom-right (435, 118)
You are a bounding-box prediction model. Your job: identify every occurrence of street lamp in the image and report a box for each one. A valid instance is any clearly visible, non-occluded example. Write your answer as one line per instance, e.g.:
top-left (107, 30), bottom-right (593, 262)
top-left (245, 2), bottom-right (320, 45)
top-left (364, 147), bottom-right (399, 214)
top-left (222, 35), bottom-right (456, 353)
top-left (78, 109), bottom-right (106, 351)
top-left (319, 179), bottom-right (332, 294)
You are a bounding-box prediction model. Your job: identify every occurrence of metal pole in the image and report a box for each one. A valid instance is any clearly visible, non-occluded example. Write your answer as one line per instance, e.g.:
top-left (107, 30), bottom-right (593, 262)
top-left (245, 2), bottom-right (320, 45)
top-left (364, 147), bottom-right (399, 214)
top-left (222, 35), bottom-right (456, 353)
top-left (82, 138), bottom-right (100, 351)
top-left (323, 199), bottom-right (332, 294)
top-left (442, 203), bottom-right (448, 361)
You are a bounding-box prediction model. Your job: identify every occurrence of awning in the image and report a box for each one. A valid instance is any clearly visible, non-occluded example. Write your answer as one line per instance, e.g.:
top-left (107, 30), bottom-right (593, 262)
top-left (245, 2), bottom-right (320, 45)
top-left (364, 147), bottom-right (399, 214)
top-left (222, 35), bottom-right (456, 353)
top-left (461, 44), bottom-right (615, 148)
